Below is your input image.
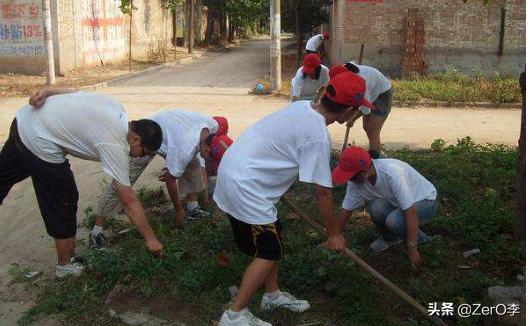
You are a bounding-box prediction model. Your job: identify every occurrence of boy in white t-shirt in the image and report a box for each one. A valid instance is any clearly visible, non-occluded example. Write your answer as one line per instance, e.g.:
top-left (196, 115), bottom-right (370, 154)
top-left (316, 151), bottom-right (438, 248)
top-left (89, 112), bottom-right (233, 248)
top-left (291, 53), bottom-right (330, 102)
top-left (332, 146), bottom-right (438, 270)
top-left (29, 91), bottom-right (233, 249)
top-left (329, 63), bottom-right (392, 158)
top-left (0, 89), bottom-right (164, 278)
top-left (214, 72), bottom-right (374, 326)
top-left (305, 32), bottom-right (329, 56)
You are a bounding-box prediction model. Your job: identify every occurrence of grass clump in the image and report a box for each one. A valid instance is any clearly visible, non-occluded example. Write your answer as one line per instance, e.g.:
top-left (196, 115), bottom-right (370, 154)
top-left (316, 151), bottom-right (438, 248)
top-left (392, 71), bottom-right (521, 105)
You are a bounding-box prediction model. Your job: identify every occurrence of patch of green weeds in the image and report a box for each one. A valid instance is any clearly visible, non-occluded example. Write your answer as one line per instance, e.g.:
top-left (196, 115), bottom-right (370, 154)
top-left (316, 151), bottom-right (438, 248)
top-left (8, 264), bottom-right (32, 284)
top-left (392, 70), bottom-right (521, 105)
top-left (20, 138), bottom-right (523, 325)
top-left (256, 70), bottom-right (521, 106)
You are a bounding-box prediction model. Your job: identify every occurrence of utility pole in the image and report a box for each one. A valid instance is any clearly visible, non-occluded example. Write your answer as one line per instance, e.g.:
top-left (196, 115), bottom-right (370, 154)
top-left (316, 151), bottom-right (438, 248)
top-left (42, 0), bottom-right (55, 85)
top-left (188, 0), bottom-right (194, 54)
top-left (295, 0), bottom-right (302, 68)
top-left (270, 0), bottom-right (281, 91)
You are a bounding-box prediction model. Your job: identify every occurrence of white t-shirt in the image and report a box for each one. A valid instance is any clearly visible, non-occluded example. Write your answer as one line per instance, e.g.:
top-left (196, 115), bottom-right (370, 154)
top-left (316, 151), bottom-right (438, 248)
top-left (349, 62), bottom-right (392, 103)
top-left (150, 110), bottom-right (217, 177)
top-left (16, 92), bottom-right (131, 186)
top-left (306, 34), bottom-right (324, 52)
top-left (213, 101), bottom-right (333, 225)
top-left (291, 65), bottom-right (330, 101)
top-left (342, 159), bottom-right (437, 211)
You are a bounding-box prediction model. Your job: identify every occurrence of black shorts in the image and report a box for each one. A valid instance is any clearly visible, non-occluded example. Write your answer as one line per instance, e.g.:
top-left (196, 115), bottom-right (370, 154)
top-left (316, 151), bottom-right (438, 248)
top-left (373, 88), bottom-right (393, 118)
top-left (228, 215), bottom-right (283, 261)
top-left (0, 119), bottom-right (79, 239)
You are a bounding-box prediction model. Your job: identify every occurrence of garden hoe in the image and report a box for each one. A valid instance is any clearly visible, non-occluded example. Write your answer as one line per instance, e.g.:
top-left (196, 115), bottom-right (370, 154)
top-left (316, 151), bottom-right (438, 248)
top-left (280, 197), bottom-right (449, 326)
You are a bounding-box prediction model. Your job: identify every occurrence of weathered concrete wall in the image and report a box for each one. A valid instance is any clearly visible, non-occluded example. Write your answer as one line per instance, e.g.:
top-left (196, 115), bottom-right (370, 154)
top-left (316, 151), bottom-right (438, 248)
top-left (0, 0), bottom-right (46, 74)
top-left (0, 0), bottom-right (174, 75)
top-left (131, 0), bottom-right (172, 62)
top-left (330, 0), bottom-right (526, 77)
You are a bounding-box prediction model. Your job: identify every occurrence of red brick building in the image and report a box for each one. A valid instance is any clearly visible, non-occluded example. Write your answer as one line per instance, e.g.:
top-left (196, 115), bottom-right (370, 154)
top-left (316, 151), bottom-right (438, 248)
top-left (328, 0), bottom-right (525, 77)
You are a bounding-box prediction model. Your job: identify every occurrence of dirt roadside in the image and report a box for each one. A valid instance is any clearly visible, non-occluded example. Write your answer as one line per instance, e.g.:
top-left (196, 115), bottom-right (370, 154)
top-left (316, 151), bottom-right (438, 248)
top-left (0, 45), bottom-right (207, 99)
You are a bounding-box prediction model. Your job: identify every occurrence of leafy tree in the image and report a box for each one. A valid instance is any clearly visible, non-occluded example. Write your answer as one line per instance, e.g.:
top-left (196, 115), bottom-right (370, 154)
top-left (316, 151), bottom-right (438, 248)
top-left (282, 0), bottom-right (329, 66)
top-left (204, 0), bottom-right (268, 43)
top-left (281, 0), bottom-right (328, 36)
top-left (163, 0), bottom-right (184, 10)
top-left (120, 0), bottom-right (138, 70)
top-left (226, 0), bottom-right (268, 39)
top-left (119, 0), bottom-right (137, 14)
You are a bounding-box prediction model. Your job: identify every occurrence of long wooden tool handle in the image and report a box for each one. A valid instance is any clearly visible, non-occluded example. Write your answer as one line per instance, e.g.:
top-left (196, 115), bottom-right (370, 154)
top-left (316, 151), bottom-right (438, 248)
top-left (341, 115), bottom-right (356, 152)
top-left (341, 125), bottom-right (351, 152)
top-left (280, 197), bottom-right (448, 326)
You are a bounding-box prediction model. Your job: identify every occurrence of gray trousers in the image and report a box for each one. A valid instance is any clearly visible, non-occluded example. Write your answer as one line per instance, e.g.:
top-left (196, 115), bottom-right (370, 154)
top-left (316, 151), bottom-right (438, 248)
top-left (95, 155), bottom-right (205, 218)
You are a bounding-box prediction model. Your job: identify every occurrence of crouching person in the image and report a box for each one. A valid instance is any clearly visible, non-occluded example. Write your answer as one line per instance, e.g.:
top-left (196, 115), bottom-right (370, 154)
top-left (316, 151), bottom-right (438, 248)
top-left (91, 111), bottom-right (232, 248)
top-left (213, 72), bottom-right (374, 325)
top-left (0, 89), bottom-right (164, 278)
top-left (332, 146), bottom-right (438, 269)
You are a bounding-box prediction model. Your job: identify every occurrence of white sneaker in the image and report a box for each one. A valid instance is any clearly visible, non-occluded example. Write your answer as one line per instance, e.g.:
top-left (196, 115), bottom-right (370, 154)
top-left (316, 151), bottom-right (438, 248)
top-left (219, 309), bottom-right (272, 326)
top-left (369, 236), bottom-right (402, 253)
top-left (260, 291), bottom-right (310, 313)
top-left (55, 258), bottom-right (85, 278)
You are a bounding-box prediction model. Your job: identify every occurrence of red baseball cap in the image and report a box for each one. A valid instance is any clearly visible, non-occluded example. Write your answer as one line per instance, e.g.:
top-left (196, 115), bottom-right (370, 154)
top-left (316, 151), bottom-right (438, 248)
top-left (332, 146), bottom-right (373, 185)
top-left (302, 53), bottom-right (321, 74)
top-left (213, 116), bottom-right (229, 136)
top-left (210, 134), bottom-right (233, 162)
top-left (329, 64), bottom-right (349, 79)
top-left (323, 32), bottom-right (329, 40)
top-left (325, 71), bottom-right (375, 109)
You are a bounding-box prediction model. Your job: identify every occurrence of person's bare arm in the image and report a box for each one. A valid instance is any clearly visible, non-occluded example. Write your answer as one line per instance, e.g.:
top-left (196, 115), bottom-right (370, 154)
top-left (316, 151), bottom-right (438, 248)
top-left (200, 167), bottom-right (211, 203)
top-left (315, 184), bottom-right (345, 254)
top-left (313, 86), bottom-right (326, 103)
top-left (159, 168), bottom-right (185, 229)
top-left (339, 209), bottom-right (353, 232)
top-left (347, 110), bottom-right (363, 127)
top-left (113, 180), bottom-right (163, 256)
top-left (404, 204), bottom-right (422, 269)
top-left (29, 87), bottom-right (77, 107)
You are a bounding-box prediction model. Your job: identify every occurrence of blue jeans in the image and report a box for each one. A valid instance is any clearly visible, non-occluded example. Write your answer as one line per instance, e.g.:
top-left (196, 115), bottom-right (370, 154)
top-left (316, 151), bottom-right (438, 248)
top-left (366, 198), bottom-right (437, 243)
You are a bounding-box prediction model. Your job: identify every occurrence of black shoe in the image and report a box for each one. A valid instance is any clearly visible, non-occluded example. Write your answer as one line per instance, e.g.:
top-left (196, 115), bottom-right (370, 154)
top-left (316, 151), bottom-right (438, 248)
top-left (89, 232), bottom-right (109, 249)
top-left (186, 206), bottom-right (212, 220)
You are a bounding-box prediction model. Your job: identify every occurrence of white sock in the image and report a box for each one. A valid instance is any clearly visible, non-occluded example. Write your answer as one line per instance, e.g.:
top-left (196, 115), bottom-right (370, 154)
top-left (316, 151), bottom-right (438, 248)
top-left (187, 201), bottom-right (198, 212)
top-left (91, 225), bottom-right (103, 235)
top-left (264, 290), bottom-right (281, 300)
top-left (227, 308), bottom-right (247, 320)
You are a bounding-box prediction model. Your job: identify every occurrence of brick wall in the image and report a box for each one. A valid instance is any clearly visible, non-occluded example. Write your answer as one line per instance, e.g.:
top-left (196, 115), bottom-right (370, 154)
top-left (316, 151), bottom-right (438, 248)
top-left (330, 0), bottom-right (525, 77)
